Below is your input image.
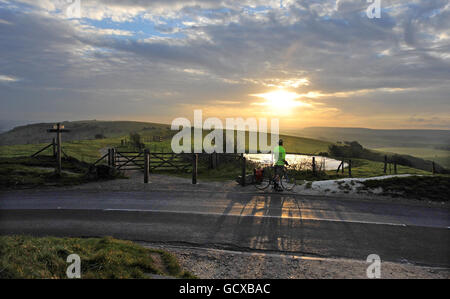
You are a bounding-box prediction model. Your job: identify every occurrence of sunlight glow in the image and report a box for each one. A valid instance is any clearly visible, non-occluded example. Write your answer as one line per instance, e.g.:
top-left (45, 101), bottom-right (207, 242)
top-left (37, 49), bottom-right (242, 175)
top-left (251, 90), bottom-right (312, 112)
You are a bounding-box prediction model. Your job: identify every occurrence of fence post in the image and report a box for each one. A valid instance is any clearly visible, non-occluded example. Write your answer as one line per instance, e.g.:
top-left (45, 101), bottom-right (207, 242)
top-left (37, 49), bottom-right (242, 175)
top-left (384, 155), bottom-right (387, 174)
top-left (111, 148), bottom-right (116, 168)
top-left (148, 147), bottom-right (151, 173)
top-left (394, 161), bottom-right (397, 174)
top-left (56, 126), bottom-right (62, 175)
top-left (192, 154), bottom-right (198, 184)
top-left (341, 160), bottom-right (344, 174)
top-left (107, 148), bottom-right (111, 166)
top-left (432, 161), bottom-right (435, 175)
top-left (144, 149), bottom-right (149, 183)
top-left (312, 157), bottom-right (316, 174)
top-left (212, 152), bottom-right (217, 169)
top-left (348, 159), bottom-right (352, 177)
top-left (52, 138), bottom-right (56, 157)
top-left (216, 152), bottom-right (219, 168)
top-left (241, 154), bottom-right (246, 186)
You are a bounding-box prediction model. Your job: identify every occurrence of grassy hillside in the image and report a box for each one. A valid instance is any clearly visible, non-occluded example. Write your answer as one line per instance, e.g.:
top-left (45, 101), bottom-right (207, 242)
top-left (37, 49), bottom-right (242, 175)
top-left (287, 127), bottom-right (450, 149)
top-left (373, 147), bottom-right (450, 169)
top-left (0, 121), bottom-right (442, 177)
top-left (0, 120), bottom-right (172, 146)
top-left (0, 120), bottom-right (332, 162)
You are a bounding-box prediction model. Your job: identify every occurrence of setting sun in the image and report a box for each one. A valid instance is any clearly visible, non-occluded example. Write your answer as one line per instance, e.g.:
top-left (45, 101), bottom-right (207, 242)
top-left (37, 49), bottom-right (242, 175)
top-left (251, 89), bottom-right (312, 113)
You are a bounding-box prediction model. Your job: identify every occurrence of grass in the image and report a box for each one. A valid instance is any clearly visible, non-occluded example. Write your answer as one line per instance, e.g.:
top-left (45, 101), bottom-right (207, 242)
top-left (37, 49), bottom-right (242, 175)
top-left (0, 164), bottom-right (85, 189)
top-left (359, 175), bottom-right (450, 202)
top-left (280, 134), bottom-right (331, 154)
top-left (0, 125), bottom-right (437, 184)
top-left (373, 147), bottom-right (450, 169)
top-left (0, 137), bottom-right (122, 163)
top-left (0, 235), bottom-right (195, 279)
top-left (0, 156), bottom-right (124, 189)
top-left (341, 159), bottom-right (431, 178)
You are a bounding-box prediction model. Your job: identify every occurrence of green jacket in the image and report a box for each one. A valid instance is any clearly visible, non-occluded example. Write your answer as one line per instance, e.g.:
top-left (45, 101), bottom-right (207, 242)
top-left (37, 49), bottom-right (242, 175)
top-left (274, 145), bottom-right (286, 166)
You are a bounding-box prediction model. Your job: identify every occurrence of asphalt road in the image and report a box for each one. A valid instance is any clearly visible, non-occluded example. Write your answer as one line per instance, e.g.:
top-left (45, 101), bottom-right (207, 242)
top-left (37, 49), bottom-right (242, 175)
top-left (0, 189), bottom-right (449, 266)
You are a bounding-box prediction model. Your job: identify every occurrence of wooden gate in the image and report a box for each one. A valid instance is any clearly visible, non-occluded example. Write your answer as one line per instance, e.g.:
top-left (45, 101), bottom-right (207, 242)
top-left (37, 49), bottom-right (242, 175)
top-left (114, 150), bottom-right (191, 172)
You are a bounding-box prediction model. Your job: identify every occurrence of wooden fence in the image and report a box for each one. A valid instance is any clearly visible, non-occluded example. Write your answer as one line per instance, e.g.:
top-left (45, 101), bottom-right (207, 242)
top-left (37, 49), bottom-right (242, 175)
top-left (91, 149), bottom-right (440, 186)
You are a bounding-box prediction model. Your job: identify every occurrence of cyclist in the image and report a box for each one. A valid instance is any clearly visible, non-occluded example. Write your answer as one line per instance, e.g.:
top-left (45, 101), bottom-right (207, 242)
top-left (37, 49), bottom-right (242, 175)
top-left (273, 139), bottom-right (289, 191)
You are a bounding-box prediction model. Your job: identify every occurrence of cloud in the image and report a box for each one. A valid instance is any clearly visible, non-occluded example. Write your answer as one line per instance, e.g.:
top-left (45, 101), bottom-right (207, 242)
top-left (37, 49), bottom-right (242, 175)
top-left (0, 74), bottom-right (20, 82)
top-left (0, 0), bottom-right (449, 129)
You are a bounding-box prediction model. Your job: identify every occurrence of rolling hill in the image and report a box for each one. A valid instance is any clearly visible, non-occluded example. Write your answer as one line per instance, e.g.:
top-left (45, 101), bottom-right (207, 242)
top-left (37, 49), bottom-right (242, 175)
top-left (0, 120), bottom-right (172, 146)
top-left (286, 127), bottom-right (450, 149)
top-left (1, 120), bottom-right (447, 170)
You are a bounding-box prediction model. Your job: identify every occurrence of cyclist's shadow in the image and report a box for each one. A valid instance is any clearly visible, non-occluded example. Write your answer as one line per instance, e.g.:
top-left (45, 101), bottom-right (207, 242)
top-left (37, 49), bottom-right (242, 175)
top-left (207, 192), bottom-right (304, 253)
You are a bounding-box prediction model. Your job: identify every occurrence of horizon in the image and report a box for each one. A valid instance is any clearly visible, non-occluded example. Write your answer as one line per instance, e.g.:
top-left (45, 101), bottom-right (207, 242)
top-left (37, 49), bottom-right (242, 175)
top-left (1, 1), bottom-right (450, 130)
top-left (2, 118), bottom-right (450, 134)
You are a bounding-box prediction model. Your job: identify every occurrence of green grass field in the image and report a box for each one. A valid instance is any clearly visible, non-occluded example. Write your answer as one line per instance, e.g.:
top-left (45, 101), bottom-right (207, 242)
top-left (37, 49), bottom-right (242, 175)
top-left (373, 147), bottom-right (450, 168)
top-left (0, 235), bottom-right (194, 279)
top-left (340, 159), bottom-right (431, 177)
top-left (0, 121), bottom-right (439, 183)
top-left (0, 132), bottom-right (331, 161)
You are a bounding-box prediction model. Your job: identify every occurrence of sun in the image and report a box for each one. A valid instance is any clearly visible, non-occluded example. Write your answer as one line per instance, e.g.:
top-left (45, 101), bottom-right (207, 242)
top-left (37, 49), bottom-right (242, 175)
top-left (251, 89), bottom-right (312, 112)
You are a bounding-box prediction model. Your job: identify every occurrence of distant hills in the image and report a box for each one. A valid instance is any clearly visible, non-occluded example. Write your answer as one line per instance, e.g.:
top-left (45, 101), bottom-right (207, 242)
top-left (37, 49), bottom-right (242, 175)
top-left (2, 121), bottom-right (449, 150)
top-left (0, 120), bottom-right (172, 146)
top-left (0, 120), bottom-right (448, 169)
top-left (285, 127), bottom-right (450, 150)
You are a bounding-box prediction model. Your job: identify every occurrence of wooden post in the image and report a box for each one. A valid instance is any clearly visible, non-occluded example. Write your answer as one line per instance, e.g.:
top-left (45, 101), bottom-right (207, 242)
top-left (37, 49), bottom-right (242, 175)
top-left (341, 160), bottom-right (344, 174)
top-left (384, 155), bottom-right (387, 174)
top-left (394, 161), bottom-right (397, 174)
top-left (432, 161), bottom-right (435, 175)
top-left (348, 159), bottom-right (352, 177)
top-left (148, 147), bottom-right (151, 173)
top-left (56, 124), bottom-right (62, 175)
top-left (192, 154), bottom-right (198, 184)
top-left (52, 138), bottom-right (56, 157)
top-left (212, 152), bottom-right (217, 169)
top-left (144, 149), bottom-right (149, 183)
top-left (107, 148), bottom-right (112, 166)
top-left (312, 157), bottom-right (316, 174)
top-left (111, 148), bottom-right (116, 168)
top-left (241, 154), bottom-right (246, 186)
top-left (46, 123), bottom-right (69, 175)
top-left (215, 152), bottom-right (219, 169)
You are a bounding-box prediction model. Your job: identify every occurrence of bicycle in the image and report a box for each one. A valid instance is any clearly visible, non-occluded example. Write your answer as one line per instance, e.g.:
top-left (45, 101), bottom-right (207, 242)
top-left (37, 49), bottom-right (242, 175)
top-left (254, 165), bottom-right (297, 191)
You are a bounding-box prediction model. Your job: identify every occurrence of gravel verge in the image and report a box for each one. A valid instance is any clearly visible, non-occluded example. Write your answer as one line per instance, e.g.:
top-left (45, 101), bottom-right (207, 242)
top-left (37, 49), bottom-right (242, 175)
top-left (144, 244), bottom-right (450, 279)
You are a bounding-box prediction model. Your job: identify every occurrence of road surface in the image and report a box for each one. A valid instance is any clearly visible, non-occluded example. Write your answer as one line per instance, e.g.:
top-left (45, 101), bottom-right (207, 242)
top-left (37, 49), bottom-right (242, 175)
top-left (0, 189), bottom-right (449, 267)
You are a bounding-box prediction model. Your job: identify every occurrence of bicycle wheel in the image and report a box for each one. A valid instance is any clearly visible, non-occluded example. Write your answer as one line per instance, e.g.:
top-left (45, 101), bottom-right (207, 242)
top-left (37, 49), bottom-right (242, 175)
top-left (281, 168), bottom-right (296, 191)
top-left (254, 167), bottom-right (274, 190)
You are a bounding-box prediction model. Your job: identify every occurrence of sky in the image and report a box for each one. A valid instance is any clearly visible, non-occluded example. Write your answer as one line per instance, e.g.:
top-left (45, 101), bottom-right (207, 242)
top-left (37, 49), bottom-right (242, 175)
top-left (0, 0), bottom-right (449, 130)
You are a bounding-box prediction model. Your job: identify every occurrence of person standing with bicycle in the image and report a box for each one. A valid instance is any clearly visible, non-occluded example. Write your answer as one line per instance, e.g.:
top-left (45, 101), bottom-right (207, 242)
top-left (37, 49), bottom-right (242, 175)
top-left (273, 139), bottom-right (289, 191)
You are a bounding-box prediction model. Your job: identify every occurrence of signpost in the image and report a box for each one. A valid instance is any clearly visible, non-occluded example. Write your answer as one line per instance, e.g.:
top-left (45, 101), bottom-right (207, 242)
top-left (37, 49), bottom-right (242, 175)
top-left (47, 123), bottom-right (70, 175)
